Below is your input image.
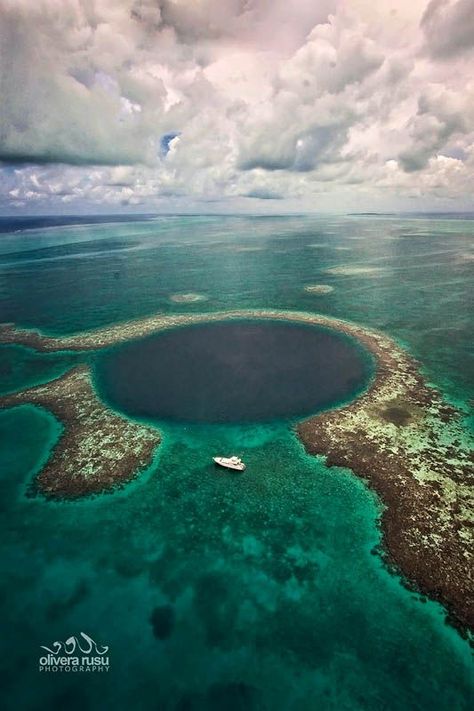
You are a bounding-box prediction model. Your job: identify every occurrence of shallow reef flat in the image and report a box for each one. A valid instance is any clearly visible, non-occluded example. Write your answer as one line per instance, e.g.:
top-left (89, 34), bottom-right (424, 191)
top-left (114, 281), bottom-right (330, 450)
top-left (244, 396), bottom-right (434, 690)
top-left (304, 284), bottom-right (334, 294)
top-left (168, 292), bottom-right (208, 303)
top-left (0, 309), bottom-right (473, 632)
top-left (0, 365), bottom-right (161, 500)
top-left (297, 325), bottom-right (474, 633)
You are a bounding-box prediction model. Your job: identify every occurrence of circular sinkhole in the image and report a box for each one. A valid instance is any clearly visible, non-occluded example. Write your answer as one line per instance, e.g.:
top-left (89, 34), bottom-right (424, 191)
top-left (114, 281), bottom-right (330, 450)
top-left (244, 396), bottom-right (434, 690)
top-left (94, 319), bottom-right (374, 424)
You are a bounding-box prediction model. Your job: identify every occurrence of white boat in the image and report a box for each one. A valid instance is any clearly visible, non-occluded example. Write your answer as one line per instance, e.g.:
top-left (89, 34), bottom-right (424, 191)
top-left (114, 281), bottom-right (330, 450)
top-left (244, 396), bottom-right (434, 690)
top-left (213, 456), bottom-right (246, 472)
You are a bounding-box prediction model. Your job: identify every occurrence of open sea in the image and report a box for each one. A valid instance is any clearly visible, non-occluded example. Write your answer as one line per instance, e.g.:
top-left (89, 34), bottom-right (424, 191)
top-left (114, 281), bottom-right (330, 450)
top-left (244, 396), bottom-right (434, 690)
top-left (0, 214), bottom-right (473, 710)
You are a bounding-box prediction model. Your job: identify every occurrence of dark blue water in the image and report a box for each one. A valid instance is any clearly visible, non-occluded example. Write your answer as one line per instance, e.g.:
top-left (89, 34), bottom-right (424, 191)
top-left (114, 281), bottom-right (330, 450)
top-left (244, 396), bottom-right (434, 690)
top-left (95, 320), bottom-right (373, 424)
top-left (0, 214), bottom-right (157, 234)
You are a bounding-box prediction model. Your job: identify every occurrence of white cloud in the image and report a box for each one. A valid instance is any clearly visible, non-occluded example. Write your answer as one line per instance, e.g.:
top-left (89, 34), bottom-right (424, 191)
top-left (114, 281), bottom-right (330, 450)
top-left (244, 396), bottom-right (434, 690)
top-left (398, 85), bottom-right (474, 171)
top-left (421, 0), bottom-right (474, 58)
top-left (0, 0), bottom-right (473, 212)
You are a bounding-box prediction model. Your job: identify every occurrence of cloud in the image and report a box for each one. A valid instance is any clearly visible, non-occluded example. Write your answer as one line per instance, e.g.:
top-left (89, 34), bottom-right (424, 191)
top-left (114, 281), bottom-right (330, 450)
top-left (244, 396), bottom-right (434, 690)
top-left (237, 14), bottom-right (385, 173)
top-left (158, 0), bottom-right (337, 49)
top-left (0, 0), bottom-right (473, 213)
top-left (398, 86), bottom-right (472, 171)
top-left (0, 0), bottom-right (198, 166)
top-left (421, 0), bottom-right (474, 58)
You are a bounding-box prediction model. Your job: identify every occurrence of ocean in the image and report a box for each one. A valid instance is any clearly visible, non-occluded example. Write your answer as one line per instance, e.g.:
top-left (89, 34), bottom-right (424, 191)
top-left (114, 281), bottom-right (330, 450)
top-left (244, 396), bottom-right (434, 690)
top-left (0, 214), bottom-right (472, 710)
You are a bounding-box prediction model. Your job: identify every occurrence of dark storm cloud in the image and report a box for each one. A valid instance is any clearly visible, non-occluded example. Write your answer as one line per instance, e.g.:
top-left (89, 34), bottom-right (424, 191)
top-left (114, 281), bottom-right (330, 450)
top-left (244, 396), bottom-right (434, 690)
top-left (243, 188), bottom-right (283, 199)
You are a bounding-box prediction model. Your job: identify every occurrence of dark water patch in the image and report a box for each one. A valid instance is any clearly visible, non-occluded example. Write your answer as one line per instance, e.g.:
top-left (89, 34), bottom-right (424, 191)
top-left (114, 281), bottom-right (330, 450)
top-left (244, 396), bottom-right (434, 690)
top-left (150, 604), bottom-right (175, 640)
top-left (0, 238), bottom-right (136, 264)
top-left (0, 214), bottom-right (156, 234)
top-left (0, 345), bottom-right (81, 395)
top-left (52, 686), bottom-right (89, 711)
top-left (112, 555), bottom-right (146, 580)
top-left (206, 682), bottom-right (260, 711)
top-left (94, 320), bottom-right (373, 424)
top-left (194, 572), bottom-right (237, 648)
top-left (176, 683), bottom-right (260, 711)
top-left (45, 581), bottom-right (89, 622)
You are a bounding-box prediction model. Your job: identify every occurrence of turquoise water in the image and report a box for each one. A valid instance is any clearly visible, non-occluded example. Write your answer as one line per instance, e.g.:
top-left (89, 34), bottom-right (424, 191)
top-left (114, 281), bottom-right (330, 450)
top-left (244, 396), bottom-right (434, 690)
top-left (0, 215), bottom-right (473, 710)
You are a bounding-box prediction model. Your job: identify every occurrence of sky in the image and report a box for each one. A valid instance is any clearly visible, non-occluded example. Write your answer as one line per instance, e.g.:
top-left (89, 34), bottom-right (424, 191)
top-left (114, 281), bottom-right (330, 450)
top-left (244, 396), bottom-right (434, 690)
top-left (0, 0), bottom-right (473, 215)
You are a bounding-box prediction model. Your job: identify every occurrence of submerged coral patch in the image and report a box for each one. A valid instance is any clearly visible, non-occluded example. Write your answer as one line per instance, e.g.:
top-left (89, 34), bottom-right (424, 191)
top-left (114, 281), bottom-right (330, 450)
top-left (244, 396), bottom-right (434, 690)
top-left (304, 285), bottom-right (334, 295)
top-left (0, 366), bottom-right (160, 499)
top-left (169, 293), bottom-right (208, 303)
top-left (150, 605), bottom-right (175, 640)
top-left (324, 266), bottom-right (386, 276)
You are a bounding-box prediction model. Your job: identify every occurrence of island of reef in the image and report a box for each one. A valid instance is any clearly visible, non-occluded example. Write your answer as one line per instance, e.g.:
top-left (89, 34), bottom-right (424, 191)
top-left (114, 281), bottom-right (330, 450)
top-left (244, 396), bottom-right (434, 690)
top-left (0, 365), bottom-right (160, 499)
top-left (0, 309), bottom-right (472, 633)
